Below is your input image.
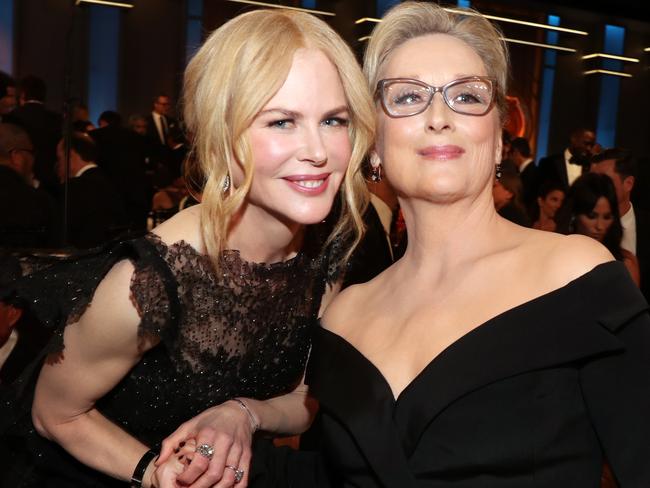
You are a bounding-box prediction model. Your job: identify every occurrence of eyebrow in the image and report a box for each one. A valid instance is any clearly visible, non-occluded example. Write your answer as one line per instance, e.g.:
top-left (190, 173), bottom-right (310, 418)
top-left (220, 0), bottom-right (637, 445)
top-left (258, 105), bottom-right (349, 119)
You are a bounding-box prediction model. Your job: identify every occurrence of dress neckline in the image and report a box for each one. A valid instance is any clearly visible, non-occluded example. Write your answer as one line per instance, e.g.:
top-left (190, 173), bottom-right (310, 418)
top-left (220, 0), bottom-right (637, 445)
top-left (144, 232), bottom-right (306, 272)
top-left (319, 260), bottom-right (620, 404)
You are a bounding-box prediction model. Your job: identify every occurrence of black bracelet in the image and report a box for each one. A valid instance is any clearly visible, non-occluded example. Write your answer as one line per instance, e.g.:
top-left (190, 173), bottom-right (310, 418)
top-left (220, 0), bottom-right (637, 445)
top-left (131, 449), bottom-right (158, 488)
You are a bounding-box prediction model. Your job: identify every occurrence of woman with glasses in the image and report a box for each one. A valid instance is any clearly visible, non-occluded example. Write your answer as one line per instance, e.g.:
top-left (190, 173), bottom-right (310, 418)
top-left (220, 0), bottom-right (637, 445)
top-left (0, 8), bottom-right (374, 488)
top-left (279, 2), bottom-right (649, 487)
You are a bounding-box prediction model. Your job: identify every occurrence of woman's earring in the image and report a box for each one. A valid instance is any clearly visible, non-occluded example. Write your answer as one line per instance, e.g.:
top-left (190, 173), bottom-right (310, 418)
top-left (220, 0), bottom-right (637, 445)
top-left (371, 164), bottom-right (383, 182)
top-left (223, 174), bottom-right (231, 193)
top-left (370, 153), bottom-right (383, 182)
top-left (495, 163), bottom-right (502, 180)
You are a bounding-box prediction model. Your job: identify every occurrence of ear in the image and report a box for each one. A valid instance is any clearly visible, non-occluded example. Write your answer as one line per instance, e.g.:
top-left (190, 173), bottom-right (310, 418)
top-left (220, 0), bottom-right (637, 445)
top-left (623, 175), bottom-right (635, 193)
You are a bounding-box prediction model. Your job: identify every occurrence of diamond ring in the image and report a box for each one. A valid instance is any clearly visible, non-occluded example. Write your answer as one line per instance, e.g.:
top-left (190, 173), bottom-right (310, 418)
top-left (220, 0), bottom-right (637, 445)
top-left (225, 464), bottom-right (244, 483)
top-left (195, 443), bottom-right (214, 460)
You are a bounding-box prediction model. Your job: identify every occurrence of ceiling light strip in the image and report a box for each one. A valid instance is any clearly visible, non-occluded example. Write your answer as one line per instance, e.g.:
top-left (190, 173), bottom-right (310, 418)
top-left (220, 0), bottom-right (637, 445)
top-left (75, 0), bottom-right (133, 7)
top-left (584, 69), bottom-right (632, 78)
top-left (356, 12), bottom-right (587, 36)
top-left (500, 37), bottom-right (576, 52)
top-left (582, 53), bottom-right (639, 62)
top-left (644, 47), bottom-right (650, 52)
top-left (226, 0), bottom-right (335, 16)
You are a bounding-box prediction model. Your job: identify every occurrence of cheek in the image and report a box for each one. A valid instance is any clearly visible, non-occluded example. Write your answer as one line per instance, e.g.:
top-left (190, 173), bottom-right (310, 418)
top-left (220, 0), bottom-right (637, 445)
top-left (576, 216), bottom-right (592, 232)
top-left (325, 130), bottom-right (352, 171)
top-left (249, 134), bottom-right (295, 176)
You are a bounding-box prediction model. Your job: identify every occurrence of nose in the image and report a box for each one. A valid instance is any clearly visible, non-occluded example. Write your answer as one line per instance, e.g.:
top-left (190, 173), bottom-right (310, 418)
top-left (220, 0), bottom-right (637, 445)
top-left (424, 92), bottom-right (452, 133)
top-left (299, 127), bottom-right (327, 166)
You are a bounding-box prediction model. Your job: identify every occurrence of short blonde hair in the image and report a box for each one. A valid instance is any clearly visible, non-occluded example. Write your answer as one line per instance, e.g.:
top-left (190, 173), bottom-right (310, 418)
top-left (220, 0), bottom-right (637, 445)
top-left (183, 9), bottom-right (374, 268)
top-left (364, 1), bottom-right (509, 121)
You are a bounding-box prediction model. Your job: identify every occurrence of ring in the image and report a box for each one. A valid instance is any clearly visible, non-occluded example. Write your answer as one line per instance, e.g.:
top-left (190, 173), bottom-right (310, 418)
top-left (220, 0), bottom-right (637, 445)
top-left (225, 464), bottom-right (244, 483)
top-left (195, 443), bottom-right (214, 460)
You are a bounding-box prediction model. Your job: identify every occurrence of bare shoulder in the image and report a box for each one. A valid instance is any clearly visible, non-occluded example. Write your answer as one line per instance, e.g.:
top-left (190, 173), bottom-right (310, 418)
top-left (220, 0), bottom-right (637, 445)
top-left (151, 204), bottom-right (202, 251)
top-left (76, 259), bottom-right (142, 346)
top-left (528, 232), bottom-right (614, 287)
top-left (321, 280), bottom-right (372, 334)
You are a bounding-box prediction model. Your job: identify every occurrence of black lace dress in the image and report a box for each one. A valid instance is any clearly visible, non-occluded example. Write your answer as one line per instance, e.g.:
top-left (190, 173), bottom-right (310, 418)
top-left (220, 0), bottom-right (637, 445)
top-left (0, 231), bottom-right (337, 487)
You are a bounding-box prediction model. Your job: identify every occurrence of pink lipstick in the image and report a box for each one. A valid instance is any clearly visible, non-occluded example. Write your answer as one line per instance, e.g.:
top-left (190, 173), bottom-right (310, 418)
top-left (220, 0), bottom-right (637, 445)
top-left (418, 145), bottom-right (465, 160)
top-left (283, 173), bottom-right (330, 195)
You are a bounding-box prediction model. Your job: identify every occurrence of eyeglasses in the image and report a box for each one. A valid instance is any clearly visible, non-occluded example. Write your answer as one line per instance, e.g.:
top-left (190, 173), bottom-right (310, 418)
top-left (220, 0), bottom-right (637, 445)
top-left (376, 76), bottom-right (496, 118)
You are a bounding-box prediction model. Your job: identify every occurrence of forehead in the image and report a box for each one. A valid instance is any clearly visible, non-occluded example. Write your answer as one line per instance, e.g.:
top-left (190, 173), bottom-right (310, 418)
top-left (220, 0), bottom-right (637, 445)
top-left (263, 48), bottom-right (346, 110)
top-left (592, 159), bottom-right (617, 174)
top-left (593, 196), bottom-right (612, 211)
top-left (156, 97), bottom-right (170, 104)
top-left (382, 33), bottom-right (487, 82)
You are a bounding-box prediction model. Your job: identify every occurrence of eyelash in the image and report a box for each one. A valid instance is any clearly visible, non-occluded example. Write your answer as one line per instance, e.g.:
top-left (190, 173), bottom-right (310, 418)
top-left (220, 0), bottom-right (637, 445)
top-left (266, 117), bottom-right (349, 128)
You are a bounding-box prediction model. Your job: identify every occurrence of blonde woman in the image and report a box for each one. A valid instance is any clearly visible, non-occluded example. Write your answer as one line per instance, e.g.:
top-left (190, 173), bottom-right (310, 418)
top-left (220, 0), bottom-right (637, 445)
top-left (0, 9), bottom-right (373, 488)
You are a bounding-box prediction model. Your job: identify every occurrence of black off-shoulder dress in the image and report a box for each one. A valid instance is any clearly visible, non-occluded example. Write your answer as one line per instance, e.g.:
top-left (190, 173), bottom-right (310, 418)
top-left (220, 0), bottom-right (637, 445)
top-left (0, 231), bottom-right (337, 487)
top-left (253, 261), bottom-right (650, 488)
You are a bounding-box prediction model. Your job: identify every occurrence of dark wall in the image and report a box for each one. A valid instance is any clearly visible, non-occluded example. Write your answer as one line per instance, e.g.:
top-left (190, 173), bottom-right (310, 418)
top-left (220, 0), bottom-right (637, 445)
top-left (10, 0), bottom-right (650, 164)
top-left (120, 0), bottom-right (186, 120)
top-left (14, 0), bottom-right (89, 113)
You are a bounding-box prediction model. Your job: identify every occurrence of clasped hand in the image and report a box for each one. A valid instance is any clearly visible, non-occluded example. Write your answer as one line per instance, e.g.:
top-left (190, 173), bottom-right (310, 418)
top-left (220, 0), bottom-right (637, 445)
top-left (155, 400), bottom-right (256, 488)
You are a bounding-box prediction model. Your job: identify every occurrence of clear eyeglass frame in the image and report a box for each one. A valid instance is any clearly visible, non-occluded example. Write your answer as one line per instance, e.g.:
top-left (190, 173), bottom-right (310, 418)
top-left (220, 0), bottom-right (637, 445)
top-left (376, 76), bottom-right (497, 118)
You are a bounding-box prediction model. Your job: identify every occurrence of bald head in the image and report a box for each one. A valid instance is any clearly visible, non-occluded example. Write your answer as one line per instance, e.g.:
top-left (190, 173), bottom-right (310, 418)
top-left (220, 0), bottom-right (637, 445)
top-left (0, 123), bottom-right (35, 183)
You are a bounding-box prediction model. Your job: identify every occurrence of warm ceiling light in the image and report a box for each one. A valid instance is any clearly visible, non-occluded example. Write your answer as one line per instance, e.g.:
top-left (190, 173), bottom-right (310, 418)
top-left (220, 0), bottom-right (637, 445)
top-left (356, 12), bottom-right (587, 36)
top-left (584, 69), bottom-right (632, 78)
top-left (355, 17), bottom-right (381, 24)
top-left (443, 8), bottom-right (588, 35)
top-left (582, 53), bottom-right (639, 62)
top-left (645, 47), bottom-right (650, 52)
top-left (225, 0), bottom-right (334, 16)
top-left (357, 36), bottom-right (371, 42)
top-left (500, 37), bottom-right (576, 52)
top-left (75, 0), bottom-right (133, 7)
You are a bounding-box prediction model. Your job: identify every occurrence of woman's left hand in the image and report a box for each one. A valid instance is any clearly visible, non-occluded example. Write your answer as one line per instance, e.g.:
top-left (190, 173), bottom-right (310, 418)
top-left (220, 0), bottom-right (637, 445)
top-left (152, 439), bottom-right (196, 488)
top-left (158, 401), bottom-right (255, 488)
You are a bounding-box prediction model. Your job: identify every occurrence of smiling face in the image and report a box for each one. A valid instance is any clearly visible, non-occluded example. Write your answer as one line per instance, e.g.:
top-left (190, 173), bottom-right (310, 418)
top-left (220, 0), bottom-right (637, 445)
top-left (375, 34), bottom-right (501, 205)
top-left (235, 48), bottom-right (351, 227)
top-left (575, 196), bottom-right (613, 242)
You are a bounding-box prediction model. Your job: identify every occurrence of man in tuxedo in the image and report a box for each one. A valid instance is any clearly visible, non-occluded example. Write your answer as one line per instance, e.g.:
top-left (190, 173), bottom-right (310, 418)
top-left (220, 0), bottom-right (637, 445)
top-left (510, 137), bottom-right (538, 216)
top-left (5, 75), bottom-right (62, 191)
top-left (591, 148), bottom-right (649, 298)
top-left (55, 133), bottom-right (127, 248)
top-left (0, 123), bottom-right (57, 247)
top-left (0, 72), bottom-right (17, 122)
top-left (537, 127), bottom-right (596, 191)
top-left (146, 94), bottom-right (176, 147)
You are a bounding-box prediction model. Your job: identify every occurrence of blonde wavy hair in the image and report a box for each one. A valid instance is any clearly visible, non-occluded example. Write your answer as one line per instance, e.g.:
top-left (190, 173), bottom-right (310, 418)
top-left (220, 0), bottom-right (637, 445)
top-left (183, 9), bottom-right (374, 269)
top-left (364, 1), bottom-right (509, 122)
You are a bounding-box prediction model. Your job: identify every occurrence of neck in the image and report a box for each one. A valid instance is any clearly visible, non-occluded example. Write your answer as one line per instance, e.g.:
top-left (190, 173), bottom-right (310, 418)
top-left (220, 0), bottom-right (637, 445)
top-left (620, 200), bottom-right (632, 216)
top-left (398, 186), bottom-right (504, 277)
top-left (227, 202), bottom-right (305, 264)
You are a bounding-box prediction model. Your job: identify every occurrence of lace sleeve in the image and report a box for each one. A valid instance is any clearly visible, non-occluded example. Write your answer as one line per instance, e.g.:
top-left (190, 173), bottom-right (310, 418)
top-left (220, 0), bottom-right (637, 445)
top-left (131, 241), bottom-right (180, 340)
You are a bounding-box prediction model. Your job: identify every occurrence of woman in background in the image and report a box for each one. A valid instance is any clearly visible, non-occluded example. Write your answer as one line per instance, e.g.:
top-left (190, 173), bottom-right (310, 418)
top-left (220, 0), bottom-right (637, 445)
top-left (532, 180), bottom-right (565, 232)
top-left (558, 172), bottom-right (640, 285)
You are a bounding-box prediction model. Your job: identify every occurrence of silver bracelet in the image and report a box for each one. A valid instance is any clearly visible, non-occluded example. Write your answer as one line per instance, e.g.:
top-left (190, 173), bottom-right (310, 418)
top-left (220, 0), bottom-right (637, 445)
top-left (231, 397), bottom-right (260, 432)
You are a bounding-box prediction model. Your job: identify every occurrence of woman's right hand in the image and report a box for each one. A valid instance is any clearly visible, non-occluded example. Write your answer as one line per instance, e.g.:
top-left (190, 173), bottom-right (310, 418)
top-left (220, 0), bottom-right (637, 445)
top-left (157, 400), bottom-right (256, 488)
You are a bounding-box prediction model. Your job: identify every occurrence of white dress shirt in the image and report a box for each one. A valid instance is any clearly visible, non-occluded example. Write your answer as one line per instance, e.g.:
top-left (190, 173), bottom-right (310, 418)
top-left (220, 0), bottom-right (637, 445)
top-left (564, 148), bottom-right (582, 186)
top-left (621, 204), bottom-right (637, 255)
